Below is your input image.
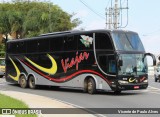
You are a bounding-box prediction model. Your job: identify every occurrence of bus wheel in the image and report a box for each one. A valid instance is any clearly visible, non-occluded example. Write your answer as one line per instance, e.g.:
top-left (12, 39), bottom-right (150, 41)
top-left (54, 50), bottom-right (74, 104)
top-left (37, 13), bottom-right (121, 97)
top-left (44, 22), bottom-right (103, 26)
top-left (19, 75), bottom-right (27, 88)
top-left (87, 78), bottom-right (96, 94)
top-left (28, 76), bottom-right (36, 89)
top-left (83, 80), bottom-right (88, 93)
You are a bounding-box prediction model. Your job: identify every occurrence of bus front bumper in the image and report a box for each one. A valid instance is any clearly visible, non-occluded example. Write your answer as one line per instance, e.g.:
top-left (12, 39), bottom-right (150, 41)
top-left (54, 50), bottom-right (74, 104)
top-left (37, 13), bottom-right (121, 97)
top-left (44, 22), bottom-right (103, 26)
top-left (111, 82), bottom-right (148, 91)
top-left (117, 83), bottom-right (148, 90)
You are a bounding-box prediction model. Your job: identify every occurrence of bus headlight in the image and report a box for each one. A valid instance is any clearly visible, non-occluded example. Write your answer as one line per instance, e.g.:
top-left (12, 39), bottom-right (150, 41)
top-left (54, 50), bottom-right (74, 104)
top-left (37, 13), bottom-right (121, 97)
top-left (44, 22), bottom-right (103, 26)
top-left (143, 80), bottom-right (148, 83)
top-left (118, 80), bottom-right (128, 84)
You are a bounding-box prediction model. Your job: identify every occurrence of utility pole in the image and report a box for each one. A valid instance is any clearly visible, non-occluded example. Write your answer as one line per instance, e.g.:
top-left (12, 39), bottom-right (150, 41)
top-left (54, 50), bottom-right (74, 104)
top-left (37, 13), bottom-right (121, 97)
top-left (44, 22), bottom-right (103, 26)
top-left (114, 0), bottom-right (118, 29)
top-left (106, 0), bottom-right (129, 29)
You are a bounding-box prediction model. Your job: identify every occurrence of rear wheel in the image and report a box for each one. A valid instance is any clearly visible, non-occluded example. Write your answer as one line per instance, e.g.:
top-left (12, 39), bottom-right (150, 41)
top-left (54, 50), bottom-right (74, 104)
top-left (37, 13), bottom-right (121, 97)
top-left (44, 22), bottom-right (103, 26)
top-left (83, 80), bottom-right (88, 93)
top-left (19, 75), bottom-right (27, 88)
top-left (28, 76), bottom-right (36, 89)
top-left (87, 78), bottom-right (96, 94)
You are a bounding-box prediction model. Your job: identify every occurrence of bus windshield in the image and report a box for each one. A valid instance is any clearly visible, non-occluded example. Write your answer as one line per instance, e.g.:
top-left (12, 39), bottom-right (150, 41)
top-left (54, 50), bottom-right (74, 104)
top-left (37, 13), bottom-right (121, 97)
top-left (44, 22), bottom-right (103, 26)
top-left (118, 54), bottom-right (147, 75)
top-left (112, 32), bottom-right (145, 51)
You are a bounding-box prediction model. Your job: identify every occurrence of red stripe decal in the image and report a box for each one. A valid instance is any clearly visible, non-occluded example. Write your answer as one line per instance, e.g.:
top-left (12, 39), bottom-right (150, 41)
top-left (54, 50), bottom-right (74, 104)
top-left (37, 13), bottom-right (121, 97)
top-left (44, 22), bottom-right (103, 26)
top-left (20, 59), bottom-right (111, 85)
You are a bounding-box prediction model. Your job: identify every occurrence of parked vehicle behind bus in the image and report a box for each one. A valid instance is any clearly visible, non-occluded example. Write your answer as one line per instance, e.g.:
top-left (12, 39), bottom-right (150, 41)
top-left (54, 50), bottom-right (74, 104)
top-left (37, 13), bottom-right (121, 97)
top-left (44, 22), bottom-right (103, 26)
top-left (5, 30), bottom-right (156, 94)
top-left (154, 62), bottom-right (160, 82)
top-left (0, 58), bottom-right (5, 78)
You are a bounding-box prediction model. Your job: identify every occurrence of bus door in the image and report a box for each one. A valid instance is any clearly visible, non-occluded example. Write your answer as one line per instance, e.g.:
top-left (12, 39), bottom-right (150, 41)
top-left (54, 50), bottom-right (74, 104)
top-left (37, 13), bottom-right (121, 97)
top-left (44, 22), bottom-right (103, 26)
top-left (98, 54), bottom-right (116, 75)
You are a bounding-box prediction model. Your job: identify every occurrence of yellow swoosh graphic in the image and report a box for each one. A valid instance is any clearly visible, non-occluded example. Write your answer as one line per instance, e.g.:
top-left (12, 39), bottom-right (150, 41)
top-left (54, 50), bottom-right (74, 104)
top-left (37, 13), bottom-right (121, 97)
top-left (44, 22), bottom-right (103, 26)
top-left (25, 54), bottom-right (57, 75)
top-left (9, 57), bottom-right (20, 81)
top-left (129, 78), bottom-right (136, 83)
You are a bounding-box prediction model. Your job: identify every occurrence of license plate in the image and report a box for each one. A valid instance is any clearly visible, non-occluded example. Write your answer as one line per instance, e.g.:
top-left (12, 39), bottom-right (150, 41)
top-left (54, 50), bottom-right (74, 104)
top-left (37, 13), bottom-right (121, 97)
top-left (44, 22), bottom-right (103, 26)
top-left (134, 86), bottom-right (139, 89)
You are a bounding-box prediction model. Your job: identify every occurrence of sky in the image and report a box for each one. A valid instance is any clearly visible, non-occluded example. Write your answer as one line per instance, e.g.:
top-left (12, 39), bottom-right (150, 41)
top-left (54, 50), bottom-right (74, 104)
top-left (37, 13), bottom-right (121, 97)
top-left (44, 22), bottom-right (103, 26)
top-left (48, 0), bottom-right (160, 58)
top-left (1, 0), bottom-right (160, 58)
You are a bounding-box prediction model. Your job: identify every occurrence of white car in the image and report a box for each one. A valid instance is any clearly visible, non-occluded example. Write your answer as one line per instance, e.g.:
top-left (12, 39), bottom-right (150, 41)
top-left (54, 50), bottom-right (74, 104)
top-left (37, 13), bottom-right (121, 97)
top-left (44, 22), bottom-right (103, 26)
top-left (154, 63), bottom-right (160, 82)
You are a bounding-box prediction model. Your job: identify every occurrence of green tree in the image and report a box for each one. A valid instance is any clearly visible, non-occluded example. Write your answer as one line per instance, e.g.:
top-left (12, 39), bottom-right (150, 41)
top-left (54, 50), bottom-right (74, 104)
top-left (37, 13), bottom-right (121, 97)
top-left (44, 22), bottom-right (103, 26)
top-left (0, 0), bottom-right (81, 39)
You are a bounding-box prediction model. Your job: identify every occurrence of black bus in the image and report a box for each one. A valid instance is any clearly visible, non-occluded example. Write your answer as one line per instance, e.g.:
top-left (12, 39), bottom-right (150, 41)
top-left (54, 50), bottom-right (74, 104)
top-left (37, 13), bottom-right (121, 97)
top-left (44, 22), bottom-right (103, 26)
top-left (5, 30), bottom-right (156, 94)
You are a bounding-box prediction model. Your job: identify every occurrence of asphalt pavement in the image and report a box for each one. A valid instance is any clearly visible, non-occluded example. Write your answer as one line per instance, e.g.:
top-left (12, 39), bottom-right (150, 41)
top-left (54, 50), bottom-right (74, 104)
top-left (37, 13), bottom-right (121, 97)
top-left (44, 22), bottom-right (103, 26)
top-left (1, 75), bottom-right (160, 117)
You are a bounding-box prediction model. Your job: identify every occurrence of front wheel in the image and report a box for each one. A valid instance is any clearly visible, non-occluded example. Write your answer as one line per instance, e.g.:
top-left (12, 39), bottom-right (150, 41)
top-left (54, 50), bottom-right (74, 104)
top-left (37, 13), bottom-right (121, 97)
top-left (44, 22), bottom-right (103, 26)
top-left (87, 78), bottom-right (96, 94)
top-left (28, 76), bottom-right (36, 89)
top-left (19, 75), bottom-right (27, 88)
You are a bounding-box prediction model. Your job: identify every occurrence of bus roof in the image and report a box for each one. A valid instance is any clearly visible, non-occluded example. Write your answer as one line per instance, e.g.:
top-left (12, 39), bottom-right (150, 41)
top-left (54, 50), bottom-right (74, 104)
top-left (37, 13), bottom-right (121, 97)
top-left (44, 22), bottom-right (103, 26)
top-left (6, 29), bottom-right (138, 43)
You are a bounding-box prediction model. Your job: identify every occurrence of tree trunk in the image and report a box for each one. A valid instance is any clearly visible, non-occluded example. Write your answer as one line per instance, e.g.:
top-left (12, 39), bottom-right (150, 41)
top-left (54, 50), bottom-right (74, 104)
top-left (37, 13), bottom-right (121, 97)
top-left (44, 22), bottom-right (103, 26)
top-left (11, 32), bottom-right (17, 39)
top-left (0, 34), bottom-right (3, 44)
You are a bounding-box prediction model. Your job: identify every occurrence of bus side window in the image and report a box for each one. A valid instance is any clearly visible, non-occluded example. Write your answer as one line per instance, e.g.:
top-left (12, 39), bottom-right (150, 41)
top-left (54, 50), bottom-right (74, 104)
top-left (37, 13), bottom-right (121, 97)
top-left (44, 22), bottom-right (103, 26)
top-left (7, 43), bottom-right (16, 54)
top-left (108, 55), bottom-right (116, 74)
top-left (98, 55), bottom-right (116, 74)
top-left (27, 40), bottom-right (38, 53)
top-left (64, 35), bottom-right (77, 51)
top-left (98, 56), bottom-right (108, 73)
top-left (95, 33), bottom-right (113, 50)
top-left (38, 39), bottom-right (49, 52)
top-left (109, 60), bottom-right (116, 73)
top-left (50, 37), bottom-right (64, 52)
top-left (17, 41), bottom-right (26, 53)
top-left (78, 33), bottom-right (93, 50)
top-left (8, 42), bottom-right (19, 54)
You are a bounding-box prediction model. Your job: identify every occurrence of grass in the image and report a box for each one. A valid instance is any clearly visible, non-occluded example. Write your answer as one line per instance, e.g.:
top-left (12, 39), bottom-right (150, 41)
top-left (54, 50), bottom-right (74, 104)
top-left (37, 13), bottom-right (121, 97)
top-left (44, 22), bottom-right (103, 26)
top-left (0, 93), bottom-right (37, 117)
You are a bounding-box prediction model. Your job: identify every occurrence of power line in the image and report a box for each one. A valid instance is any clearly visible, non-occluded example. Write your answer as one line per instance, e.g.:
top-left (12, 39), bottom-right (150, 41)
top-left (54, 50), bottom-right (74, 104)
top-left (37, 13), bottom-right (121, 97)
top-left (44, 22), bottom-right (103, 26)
top-left (143, 28), bottom-right (160, 36)
top-left (106, 0), bottom-right (111, 9)
top-left (79, 0), bottom-right (105, 19)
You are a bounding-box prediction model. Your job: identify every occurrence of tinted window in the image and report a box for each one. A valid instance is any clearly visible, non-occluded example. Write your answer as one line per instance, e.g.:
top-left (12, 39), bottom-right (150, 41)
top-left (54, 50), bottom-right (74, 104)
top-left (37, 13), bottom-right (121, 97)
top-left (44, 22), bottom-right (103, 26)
top-left (50, 37), bottom-right (64, 52)
top-left (38, 39), bottom-right (50, 52)
top-left (77, 33), bottom-right (93, 50)
top-left (95, 33), bottom-right (113, 50)
top-left (126, 33), bottom-right (145, 51)
top-left (64, 35), bottom-right (77, 51)
top-left (27, 40), bottom-right (38, 53)
top-left (98, 55), bottom-right (116, 74)
top-left (17, 41), bottom-right (26, 53)
top-left (112, 32), bottom-right (145, 51)
top-left (7, 42), bottom-right (18, 54)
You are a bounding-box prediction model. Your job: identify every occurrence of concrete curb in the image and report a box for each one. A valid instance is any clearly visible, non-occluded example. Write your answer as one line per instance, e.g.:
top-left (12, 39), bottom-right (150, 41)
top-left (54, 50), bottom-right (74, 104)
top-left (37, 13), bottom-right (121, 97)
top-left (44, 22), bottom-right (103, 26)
top-left (0, 91), bottom-right (95, 117)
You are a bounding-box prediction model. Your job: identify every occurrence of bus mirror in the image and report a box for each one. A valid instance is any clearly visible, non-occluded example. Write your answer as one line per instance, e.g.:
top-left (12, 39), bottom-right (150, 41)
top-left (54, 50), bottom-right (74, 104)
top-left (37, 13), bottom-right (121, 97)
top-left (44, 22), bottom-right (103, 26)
top-left (144, 53), bottom-right (156, 66)
top-left (118, 60), bottom-right (123, 66)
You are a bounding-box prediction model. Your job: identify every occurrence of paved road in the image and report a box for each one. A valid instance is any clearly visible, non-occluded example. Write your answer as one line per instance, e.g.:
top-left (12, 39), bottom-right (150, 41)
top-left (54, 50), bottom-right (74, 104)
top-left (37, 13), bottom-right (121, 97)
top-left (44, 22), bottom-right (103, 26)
top-left (1, 75), bottom-right (160, 117)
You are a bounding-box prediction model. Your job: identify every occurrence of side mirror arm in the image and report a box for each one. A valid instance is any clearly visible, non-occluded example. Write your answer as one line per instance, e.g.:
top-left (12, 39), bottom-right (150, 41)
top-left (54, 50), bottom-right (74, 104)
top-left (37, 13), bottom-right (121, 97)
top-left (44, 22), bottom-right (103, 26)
top-left (144, 53), bottom-right (156, 66)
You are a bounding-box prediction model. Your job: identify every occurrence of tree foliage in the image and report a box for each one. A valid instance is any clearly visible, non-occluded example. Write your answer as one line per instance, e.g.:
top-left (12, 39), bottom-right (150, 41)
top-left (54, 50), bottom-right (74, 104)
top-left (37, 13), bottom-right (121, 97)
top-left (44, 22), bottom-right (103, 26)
top-left (0, 0), bottom-right (81, 39)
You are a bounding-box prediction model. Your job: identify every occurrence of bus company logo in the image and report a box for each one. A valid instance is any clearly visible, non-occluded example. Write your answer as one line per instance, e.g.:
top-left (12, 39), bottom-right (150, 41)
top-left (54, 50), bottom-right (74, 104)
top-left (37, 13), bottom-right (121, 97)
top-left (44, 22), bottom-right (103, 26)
top-left (2, 109), bottom-right (12, 114)
top-left (129, 77), bottom-right (136, 83)
top-left (61, 51), bottom-right (89, 73)
top-left (80, 35), bottom-right (93, 47)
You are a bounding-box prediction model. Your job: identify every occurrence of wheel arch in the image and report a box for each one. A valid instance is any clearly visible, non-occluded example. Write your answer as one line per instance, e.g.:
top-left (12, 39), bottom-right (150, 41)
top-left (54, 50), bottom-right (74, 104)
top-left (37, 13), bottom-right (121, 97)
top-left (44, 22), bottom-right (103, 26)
top-left (27, 73), bottom-right (37, 84)
top-left (18, 73), bottom-right (27, 84)
top-left (84, 75), bottom-right (98, 90)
